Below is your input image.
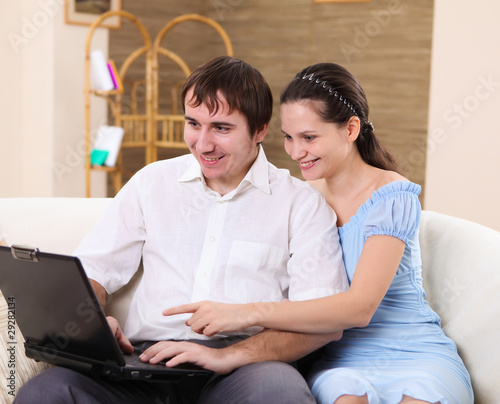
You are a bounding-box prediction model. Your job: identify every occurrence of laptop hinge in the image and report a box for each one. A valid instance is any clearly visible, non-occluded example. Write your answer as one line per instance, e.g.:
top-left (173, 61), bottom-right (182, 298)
top-left (25, 337), bottom-right (43, 347)
top-left (11, 245), bottom-right (40, 262)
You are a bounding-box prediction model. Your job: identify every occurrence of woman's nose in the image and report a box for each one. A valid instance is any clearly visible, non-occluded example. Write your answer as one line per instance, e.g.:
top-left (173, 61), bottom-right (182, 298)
top-left (288, 142), bottom-right (306, 161)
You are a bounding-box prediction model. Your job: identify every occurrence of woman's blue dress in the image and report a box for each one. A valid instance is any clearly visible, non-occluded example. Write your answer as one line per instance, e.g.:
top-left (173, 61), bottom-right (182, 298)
top-left (308, 181), bottom-right (473, 404)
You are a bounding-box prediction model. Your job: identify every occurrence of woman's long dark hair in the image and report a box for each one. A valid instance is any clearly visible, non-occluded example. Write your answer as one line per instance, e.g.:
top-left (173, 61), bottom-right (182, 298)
top-left (280, 63), bottom-right (400, 173)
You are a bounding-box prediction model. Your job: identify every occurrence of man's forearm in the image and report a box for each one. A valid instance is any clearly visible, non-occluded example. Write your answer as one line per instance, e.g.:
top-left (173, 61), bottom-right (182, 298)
top-left (222, 329), bottom-right (341, 369)
top-left (89, 279), bottom-right (107, 311)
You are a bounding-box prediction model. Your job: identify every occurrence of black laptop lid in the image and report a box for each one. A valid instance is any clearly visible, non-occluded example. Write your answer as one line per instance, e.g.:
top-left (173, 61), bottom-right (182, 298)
top-left (0, 245), bottom-right (125, 366)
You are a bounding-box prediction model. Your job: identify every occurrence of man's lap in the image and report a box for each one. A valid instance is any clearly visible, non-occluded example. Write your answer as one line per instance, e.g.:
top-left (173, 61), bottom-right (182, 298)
top-left (14, 337), bottom-right (316, 404)
top-left (199, 361), bottom-right (316, 404)
top-left (15, 361), bottom-right (315, 404)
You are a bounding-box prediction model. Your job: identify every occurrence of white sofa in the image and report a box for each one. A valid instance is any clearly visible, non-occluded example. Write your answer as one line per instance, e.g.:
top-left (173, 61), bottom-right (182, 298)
top-left (0, 197), bottom-right (499, 403)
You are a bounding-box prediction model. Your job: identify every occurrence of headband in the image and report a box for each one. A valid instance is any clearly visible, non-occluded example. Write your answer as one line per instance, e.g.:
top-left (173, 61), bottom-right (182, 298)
top-left (299, 72), bottom-right (357, 116)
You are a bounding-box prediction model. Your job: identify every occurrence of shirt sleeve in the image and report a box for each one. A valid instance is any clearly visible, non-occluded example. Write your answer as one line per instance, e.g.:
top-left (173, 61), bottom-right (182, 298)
top-left (363, 189), bottom-right (421, 244)
top-left (287, 189), bottom-right (348, 301)
top-left (74, 172), bottom-right (146, 295)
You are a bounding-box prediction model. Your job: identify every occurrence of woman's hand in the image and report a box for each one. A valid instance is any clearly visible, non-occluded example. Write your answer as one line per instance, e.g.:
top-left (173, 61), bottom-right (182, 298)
top-left (163, 301), bottom-right (276, 336)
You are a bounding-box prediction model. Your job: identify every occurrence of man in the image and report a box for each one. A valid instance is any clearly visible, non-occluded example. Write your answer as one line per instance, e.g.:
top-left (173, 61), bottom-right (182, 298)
top-left (15, 56), bottom-right (347, 404)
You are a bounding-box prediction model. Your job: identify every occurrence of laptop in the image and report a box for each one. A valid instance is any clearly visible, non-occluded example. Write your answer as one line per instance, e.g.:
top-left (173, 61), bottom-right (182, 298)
top-left (0, 245), bottom-right (213, 382)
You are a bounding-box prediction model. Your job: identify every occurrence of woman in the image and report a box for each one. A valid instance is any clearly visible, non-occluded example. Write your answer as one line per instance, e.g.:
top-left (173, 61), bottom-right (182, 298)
top-left (166, 63), bottom-right (474, 404)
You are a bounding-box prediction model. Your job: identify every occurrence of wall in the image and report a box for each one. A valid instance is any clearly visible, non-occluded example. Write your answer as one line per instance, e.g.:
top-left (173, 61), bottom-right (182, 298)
top-left (425, 0), bottom-right (500, 231)
top-left (0, 0), bottom-right (108, 198)
top-left (111, 0), bottom-right (433, 199)
top-left (1, 1), bottom-right (433, 200)
top-left (0, 2), bottom-right (24, 196)
top-left (6, 1), bottom-right (498, 231)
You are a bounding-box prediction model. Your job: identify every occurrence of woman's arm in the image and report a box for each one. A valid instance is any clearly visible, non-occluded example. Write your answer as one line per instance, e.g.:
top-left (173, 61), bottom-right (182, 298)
top-left (166, 234), bottom-right (406, 335)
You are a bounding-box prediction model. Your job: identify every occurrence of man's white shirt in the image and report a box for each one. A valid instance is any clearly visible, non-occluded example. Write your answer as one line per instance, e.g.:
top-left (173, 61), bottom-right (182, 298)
top-left (75, 147), bottom-right (347, 343)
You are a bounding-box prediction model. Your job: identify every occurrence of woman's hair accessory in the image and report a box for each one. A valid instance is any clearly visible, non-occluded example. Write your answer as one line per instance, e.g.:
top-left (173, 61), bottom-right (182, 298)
top-left (367, 121), bottom-right (374, 131)
top-left (299, 72), bottom-right (357, 115)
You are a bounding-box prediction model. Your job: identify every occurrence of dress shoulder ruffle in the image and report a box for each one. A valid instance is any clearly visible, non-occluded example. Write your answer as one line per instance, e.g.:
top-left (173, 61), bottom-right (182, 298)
top-left (340, 181), bottom-right (422, 243)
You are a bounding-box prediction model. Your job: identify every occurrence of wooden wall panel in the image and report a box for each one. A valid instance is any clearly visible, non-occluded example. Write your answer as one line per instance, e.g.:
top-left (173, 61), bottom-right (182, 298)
top-left (110, 0), bottom-right (433, 199)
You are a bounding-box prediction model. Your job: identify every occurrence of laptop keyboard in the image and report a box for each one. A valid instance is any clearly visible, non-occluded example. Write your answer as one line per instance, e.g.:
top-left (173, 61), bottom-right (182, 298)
top-left (125, 353), bottom-right (168, 368)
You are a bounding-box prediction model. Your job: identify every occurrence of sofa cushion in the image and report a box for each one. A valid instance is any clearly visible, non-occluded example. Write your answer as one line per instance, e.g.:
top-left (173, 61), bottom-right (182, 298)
top-left (0, 297), bottom-right (51, 401)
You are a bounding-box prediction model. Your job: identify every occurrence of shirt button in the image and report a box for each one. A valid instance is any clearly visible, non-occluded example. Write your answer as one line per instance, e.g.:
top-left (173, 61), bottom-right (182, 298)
top-left (209, 236), bottom-right (216, 242)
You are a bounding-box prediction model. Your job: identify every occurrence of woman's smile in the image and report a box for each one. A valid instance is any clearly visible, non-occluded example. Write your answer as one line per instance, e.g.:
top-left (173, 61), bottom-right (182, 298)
top-left (299, 158), bottom-right (320, 170)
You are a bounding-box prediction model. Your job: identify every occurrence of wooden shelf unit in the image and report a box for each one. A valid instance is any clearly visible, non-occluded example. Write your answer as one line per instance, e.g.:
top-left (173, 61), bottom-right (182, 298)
top-left (84, 11), bottom-right (233, 197)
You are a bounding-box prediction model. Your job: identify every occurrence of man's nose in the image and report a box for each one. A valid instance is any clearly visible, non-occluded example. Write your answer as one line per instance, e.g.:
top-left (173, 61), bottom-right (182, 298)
top-left (196, 128), bottom-right (215, 152)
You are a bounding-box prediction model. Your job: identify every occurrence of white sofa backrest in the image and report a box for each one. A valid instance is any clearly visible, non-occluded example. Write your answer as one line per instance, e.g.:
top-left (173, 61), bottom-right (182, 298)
top-left (0, 198), bottom-right (113, 255)
top-left (0, 197), bottom-right (138, 325)
top-left (419, 210), bottom-right (500, 404)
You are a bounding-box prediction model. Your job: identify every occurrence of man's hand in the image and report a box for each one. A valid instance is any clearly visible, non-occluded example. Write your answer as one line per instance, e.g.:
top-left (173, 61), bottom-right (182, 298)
top-left (139, 340), bottom-right (238, 375)
top-left (107, 315), bottom-right (134, 355)
top-left (139, 328), bottom-right (342, 375)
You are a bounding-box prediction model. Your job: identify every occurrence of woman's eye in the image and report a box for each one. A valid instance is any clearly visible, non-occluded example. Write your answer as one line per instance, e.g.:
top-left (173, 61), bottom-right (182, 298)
top-left (284, 134), bottom-right (292, 140)
top-left (304, 136), bottom-right (315, 141)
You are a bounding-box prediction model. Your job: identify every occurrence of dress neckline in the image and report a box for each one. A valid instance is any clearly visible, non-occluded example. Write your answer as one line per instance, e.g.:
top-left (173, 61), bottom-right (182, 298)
top-left (338, 180), bottom-right (421, 234)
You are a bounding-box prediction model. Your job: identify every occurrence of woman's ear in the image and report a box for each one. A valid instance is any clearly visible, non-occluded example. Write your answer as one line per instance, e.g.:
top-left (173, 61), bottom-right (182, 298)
top-left (346, 116), bottom-right (361, 143)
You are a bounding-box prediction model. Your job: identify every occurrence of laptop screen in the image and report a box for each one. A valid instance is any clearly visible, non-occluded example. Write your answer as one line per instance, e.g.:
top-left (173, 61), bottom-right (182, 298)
top-left (0, 246), bottom-right (125, 366)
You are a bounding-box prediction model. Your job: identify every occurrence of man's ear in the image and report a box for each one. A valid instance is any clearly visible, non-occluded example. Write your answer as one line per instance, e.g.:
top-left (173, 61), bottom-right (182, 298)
top-left (346, 116), bottom-right (360, 143)
top-left (254, 123), bottom-right (269, 145)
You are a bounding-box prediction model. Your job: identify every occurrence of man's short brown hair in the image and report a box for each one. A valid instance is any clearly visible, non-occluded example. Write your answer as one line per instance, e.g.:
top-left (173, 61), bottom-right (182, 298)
top-left (181, 56), bottom-right (273, 136)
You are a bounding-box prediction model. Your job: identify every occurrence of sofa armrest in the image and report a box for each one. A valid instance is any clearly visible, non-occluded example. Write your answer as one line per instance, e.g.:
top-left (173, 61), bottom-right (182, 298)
top-left (420, 211), bottom-right (500, 404)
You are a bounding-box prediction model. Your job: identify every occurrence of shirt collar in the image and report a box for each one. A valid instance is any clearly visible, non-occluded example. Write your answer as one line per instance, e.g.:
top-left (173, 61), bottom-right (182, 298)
top-left (239, 145), bottom-right (271, 195)
top-left (178, 145), bottom-right (271, 196)
top-left (179, 155), bottom-right (204, 184)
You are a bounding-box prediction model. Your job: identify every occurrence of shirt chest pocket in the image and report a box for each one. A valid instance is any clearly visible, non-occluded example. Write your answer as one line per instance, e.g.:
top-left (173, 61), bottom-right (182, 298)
top-left (224, 241), bottom-right (286, 302)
